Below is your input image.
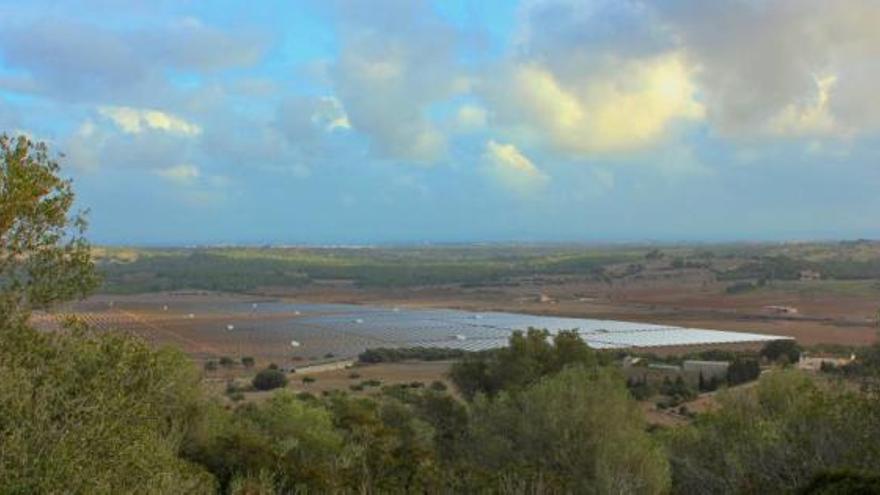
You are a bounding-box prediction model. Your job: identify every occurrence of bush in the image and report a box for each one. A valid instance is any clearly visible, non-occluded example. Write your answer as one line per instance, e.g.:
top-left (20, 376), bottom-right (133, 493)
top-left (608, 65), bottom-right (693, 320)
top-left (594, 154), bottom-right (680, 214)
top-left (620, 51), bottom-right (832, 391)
top-left (241, 356), bottom-right (255, 368)
top-left (358, 347), bottom-right (466, 364)
top-left (204, 360), bottom-right (218, 371)
top-left (302, 376), bottom-right (316, 385)
top-left (348, 372), bottom-right (361, 380)
top-left (727, 358), bottom-right (761, 386)
top-left (450, 329), bottom-right (600, 400)
top-left (429, 381), bottom-right (447, 392)
top-left (252, 368), bottom-right (288, 391)
top-left (219, 356), bottom-right (236, 368)
top-left (761, 340), bottom-right (801, 364)
top-left (626, 375), bottom-right (654, 400)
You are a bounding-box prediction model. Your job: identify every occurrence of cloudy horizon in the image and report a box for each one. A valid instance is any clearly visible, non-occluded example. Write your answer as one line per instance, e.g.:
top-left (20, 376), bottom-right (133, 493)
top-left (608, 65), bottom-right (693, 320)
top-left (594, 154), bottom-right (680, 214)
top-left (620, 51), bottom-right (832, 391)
top-left (1, 0), bottom-right (879, 245)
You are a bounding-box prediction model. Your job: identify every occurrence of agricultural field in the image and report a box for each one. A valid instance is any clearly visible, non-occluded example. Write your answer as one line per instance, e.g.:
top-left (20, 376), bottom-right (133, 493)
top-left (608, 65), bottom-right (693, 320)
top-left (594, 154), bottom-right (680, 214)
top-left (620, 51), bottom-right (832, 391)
top-left (91, 241), bottom-right (880, 349)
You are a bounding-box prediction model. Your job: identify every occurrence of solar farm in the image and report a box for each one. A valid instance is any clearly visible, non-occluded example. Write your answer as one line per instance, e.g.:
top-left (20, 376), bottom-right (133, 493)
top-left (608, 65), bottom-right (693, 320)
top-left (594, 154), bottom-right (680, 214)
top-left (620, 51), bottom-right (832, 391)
top-left (33, 295), bottom-right (791, 362)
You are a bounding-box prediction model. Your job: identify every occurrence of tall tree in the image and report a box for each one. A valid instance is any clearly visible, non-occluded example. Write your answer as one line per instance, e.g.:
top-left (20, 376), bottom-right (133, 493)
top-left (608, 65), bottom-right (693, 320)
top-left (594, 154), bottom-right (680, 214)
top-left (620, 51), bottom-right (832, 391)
top-left (0, 134), bottom-right (98, 326)
top-left (0, 135), bottom-right (214, 492)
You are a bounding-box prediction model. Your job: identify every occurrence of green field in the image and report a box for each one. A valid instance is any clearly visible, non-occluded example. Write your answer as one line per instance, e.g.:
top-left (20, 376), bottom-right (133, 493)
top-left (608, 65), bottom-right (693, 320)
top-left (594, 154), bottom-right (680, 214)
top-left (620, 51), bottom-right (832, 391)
top-left (94, 241), bottom-right (880, 294)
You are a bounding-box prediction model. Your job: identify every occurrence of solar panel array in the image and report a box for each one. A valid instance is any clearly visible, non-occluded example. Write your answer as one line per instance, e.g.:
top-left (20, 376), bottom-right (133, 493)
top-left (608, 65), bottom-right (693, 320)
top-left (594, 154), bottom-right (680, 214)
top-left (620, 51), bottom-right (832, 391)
top-left (292, 304), bottom-right (790, 352)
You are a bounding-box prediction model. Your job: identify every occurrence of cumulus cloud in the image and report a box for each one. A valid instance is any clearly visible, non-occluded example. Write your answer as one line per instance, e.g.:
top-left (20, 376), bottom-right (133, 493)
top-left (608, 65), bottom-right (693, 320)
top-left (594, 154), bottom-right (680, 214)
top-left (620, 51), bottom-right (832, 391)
top-left (98, 106), bottom-right (201, 136)
top-left (482, 0), bottom-right (703, 156)
top-left (328, 0), bottom-right (463, 162)
top-left (483, 140), bottom-right (549, 195)
top-left (488, 54), bottom-right (703, 154)
top-left (766, 75), bottom-right (839, 136)
top-left (658, 0), bottom-right (880, 136)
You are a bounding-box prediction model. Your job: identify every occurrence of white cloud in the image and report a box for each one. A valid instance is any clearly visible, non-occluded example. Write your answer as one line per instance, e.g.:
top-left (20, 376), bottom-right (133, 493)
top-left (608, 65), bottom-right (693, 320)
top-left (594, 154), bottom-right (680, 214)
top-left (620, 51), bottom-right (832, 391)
top-left (660, 0), bottom-right (880, 137)
top-left (330, 1), bottom-right (462, 162)
top-left (483, 140), bottom-right (549, 195)
top-left (488, 54), bottom-right (703, 155)
top-left (155, 164), bottom-right (200, 185)
top-left (98, 106), bottom-right (201, 136)
top-left (766, 74), bottom-right (840, 136)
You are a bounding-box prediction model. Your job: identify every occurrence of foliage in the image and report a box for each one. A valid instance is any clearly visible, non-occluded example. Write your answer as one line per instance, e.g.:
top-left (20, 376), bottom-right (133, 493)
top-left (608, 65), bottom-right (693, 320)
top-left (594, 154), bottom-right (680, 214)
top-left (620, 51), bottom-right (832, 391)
top-left (358, 346), bottom-right (466, 363)
top-left (183, 392), bottom-right (344, 492)
top-left (251, 368), bottom-right (288, 391)
top-left (449, 328), bottom-right (601, 399)
top-left (798, 470), bottom-right (880, 494)
top-left (627, 374), bottom-right (655, 400)
top-left (0, 136), bottom-right (211, 492)
top-left (762, 339), bottom-right (801, 364)
top-left (0, 323), bottom-right (214, 493)
top-left (0, 134), bottom-right (99, 327)
top-left (663, 370), bottom-right (880, 494)
top-left (465, 366), bottom-right (670, 493)
top-left (659, 376), bottom-right (697, 404)
top-left (241, 356), bottom-right (255, 368)
top-left (727, 357), bottom-right (761, 386)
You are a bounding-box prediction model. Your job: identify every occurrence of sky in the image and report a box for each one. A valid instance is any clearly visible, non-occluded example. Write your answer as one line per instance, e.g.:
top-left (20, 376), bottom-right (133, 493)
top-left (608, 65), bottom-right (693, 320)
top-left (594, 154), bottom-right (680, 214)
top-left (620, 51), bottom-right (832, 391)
top-left (1, 0), bottom-right (879, 245)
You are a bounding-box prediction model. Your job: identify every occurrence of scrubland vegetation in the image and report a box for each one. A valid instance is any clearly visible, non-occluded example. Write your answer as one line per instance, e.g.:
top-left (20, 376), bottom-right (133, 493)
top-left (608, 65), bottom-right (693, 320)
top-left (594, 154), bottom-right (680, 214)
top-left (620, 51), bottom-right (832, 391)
top-left (5, 136), bottom-right (880, 493)
top-left (94, 238), bottom-right (880, 294)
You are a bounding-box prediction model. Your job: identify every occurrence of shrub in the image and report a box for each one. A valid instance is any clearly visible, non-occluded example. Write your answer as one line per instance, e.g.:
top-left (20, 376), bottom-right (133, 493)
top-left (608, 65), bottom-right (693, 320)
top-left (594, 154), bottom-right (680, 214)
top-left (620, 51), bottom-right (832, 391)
top-left (429, 381), bottom-right (447, 392)
top-left (252, 368), bottom-right (288, 391)
top-left (301, 376), bottom-right (316, 385)
top-left (204, 360), bottom-right (218, 371)
top-left (241, 356), bottom-right (255, 368)
top-left (761, 340), bottom-right (801, 364)
top-left (727, 358), bottom-right (761, 386)
top-left (358, 347), bottom-right (466, 364)
top-left (219, 356), bottom-right (236, 368)
top-left (348, 372), bottom-right (361, 380)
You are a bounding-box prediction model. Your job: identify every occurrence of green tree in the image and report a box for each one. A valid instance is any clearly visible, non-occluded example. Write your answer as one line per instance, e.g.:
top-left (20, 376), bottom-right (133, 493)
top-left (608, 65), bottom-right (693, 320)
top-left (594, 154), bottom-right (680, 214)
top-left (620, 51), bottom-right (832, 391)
top-left (465, 366), bottom-right (670, 493)
top-left (0, 136), bottom-right (213, 492)
top-left (0, 323), bottom-right (215, 492)
top-left (449, 328), bottom-right (599, 399)
top-left (185, 392), bottom-right (344, 492)
top-left (252, 368), bottom-right (288, 391)
top-left (664, 370), bottom-right (880, 494)
top-left (761, 339), bottom-right (801, 364)
top-left (727, 357), bottom-right (761, 385)
top-left (0, 135), bottom-right (98, 327)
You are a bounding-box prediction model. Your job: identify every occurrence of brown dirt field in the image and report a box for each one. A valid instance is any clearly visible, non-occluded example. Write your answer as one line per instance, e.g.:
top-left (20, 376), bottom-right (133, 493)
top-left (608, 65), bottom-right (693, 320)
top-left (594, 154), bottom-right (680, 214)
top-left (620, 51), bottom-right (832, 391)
top-left (33, 274), bottom-right (879, 369)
